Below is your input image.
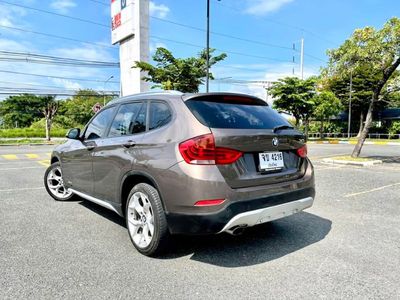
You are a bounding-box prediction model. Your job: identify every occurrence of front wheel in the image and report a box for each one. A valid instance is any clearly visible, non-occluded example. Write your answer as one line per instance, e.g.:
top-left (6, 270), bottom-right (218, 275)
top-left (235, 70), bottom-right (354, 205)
top-left (44, 162), bottom-right (76, 201)
top-left (126, 183), bottom-right (170, 256)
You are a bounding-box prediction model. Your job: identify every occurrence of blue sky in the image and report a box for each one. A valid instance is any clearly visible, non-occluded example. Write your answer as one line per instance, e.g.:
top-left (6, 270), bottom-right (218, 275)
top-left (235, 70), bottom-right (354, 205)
top-left (0, 0), bottom-right (398, 100)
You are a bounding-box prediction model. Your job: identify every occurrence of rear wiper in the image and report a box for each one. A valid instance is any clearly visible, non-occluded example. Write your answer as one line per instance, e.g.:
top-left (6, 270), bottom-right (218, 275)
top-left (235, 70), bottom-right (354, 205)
top-left (273, 124), bottom-right (294, 133)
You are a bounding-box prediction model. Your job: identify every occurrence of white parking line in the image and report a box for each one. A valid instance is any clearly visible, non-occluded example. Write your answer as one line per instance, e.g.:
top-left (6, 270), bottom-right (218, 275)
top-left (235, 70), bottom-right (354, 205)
top-left (0, 187), bottom-right (43, 193)
top-left (0, 166), bottom-right (44, 171)
top-left (344, 182), bottom-right (400, 198)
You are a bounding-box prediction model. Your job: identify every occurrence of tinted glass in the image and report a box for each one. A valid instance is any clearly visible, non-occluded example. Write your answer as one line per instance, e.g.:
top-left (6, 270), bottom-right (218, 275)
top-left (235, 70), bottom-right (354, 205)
top-left (149, 102), bottom-right (172, 130)
top-left (186, 100), bottom-right (291, 129)
top-left (108, 102), bottom-right (146, 137)
top-left (85, 107), bottom-right (116, 140)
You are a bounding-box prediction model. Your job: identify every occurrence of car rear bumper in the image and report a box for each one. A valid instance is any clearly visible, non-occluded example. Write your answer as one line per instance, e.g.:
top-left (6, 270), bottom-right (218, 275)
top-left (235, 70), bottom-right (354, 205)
top-left (165, 186), bottom-right (315, 235)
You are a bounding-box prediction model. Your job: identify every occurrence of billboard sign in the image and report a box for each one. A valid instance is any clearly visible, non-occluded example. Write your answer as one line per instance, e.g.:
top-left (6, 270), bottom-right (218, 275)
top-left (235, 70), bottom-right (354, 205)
top-left (111, 0), bottom-right (135, 44)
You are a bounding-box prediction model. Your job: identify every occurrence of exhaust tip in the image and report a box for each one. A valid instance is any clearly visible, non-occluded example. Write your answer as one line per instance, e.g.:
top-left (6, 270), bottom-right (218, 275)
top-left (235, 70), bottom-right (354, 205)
top-left (226, 225), bottom-right (247, 236)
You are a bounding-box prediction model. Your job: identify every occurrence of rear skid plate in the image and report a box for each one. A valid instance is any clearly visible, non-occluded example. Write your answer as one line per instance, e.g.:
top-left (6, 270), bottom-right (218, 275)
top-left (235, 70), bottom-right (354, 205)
top-left (219, 197), bottom-right (314, 233)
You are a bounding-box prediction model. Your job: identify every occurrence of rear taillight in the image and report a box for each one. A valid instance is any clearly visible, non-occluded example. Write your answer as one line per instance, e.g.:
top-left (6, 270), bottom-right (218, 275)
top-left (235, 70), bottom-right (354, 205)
top-left (179, 133), bottom-right (242, 165)
top-left (297, 145), bottom-right (307, 158)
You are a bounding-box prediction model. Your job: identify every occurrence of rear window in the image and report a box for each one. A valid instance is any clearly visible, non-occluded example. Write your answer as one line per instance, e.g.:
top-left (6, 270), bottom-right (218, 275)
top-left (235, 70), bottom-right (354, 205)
top-left (185, 98), bottom-right (291, 129)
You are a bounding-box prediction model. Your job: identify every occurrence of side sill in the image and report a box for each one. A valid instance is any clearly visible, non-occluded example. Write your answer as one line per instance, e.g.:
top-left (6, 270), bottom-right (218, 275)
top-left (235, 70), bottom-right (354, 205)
top-left (69, 188), bottom-right (123, 216)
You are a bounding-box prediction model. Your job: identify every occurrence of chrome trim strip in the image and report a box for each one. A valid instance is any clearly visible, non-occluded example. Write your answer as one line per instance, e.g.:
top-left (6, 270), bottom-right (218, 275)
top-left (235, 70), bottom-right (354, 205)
top-left (219, 197), bottom-right (314, 233)
top-left (69, 188), bottom-right (122, 216)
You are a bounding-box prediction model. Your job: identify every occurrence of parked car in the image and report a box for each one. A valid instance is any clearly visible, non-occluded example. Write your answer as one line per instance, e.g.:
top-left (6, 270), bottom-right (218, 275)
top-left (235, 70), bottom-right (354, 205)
top-left (44, 91), bottom-right (315, 256)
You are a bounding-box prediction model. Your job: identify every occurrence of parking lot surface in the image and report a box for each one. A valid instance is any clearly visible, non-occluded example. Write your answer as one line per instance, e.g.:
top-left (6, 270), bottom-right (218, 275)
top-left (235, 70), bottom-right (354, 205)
top-left (0, 144), bottom-right (399, 299)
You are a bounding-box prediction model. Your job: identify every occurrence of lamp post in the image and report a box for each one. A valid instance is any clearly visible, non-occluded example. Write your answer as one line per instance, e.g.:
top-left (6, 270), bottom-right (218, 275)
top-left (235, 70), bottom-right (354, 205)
top-left (206, 0), bottom-right (220, 93)
top-left (206, 0), bottom-right (210, 93)
top-left (103, 75), bottom-right (114, 106)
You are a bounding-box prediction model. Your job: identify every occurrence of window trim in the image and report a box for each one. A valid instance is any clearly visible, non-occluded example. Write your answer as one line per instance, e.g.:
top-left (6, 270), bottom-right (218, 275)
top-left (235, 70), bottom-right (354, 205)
top-left (83, 105), bottom-right (118, 141)
top-left (105, 101), bottom-right (146, 138)
top-left (147, 100), bottom-right (173, 132)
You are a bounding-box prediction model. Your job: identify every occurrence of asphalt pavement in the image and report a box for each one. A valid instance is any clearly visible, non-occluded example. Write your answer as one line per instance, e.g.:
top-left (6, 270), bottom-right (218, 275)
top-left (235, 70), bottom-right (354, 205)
top-left (0, 143), bottom-right (399, 299)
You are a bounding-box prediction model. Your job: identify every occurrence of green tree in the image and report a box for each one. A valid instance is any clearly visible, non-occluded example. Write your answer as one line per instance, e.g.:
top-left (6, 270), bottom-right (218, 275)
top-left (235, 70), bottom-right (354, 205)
top-left (312, 91), bottom-right (342, 136)
top-left (0, 94), bottom-right (45, 128)
top-left (325, 17), bottom-right (400, 157)
top-left (269, 76), bottom-right (317, 136)
top-left (134, 47), bottom-right (227, 92)
top-left (59, 89), bottom-right (106, 126)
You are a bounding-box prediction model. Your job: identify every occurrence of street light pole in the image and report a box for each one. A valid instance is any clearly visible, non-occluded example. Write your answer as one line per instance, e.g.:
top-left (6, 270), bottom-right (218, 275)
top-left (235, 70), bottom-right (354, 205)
top-left (206, 0), bottom-right (210, 93)
top-left (103, 75), bottom-right (114, 106)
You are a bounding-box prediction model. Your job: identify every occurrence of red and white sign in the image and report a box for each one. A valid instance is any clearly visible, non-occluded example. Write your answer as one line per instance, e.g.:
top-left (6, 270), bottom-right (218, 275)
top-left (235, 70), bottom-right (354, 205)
top-left (111, 0), bottom-right (135, 44)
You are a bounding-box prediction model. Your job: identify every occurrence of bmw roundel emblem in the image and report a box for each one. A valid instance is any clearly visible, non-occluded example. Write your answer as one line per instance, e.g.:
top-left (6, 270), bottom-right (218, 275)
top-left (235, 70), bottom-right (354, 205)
top-left (272, 137), bottom-right (279, 147)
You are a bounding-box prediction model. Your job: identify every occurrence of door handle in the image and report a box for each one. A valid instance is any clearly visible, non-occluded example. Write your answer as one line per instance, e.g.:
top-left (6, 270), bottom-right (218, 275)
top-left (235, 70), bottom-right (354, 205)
top-left (123, 140), bottom-right (136, 148)
top-left (84, 142), bottom-right (96, 151)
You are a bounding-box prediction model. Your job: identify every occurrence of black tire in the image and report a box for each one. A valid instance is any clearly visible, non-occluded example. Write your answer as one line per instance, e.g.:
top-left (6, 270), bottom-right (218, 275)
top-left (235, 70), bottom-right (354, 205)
top-left (125, 183), bottom-right (170, 256)
top-left (44, 162), bottom-right (77, 201)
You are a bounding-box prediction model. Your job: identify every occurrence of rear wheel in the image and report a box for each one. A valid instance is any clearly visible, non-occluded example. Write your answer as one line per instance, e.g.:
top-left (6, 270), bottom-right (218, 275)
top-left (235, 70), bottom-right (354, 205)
top-left (44, 162), bottom-right (76, 201)
top-left (126, 183), bottom-right (170, 256)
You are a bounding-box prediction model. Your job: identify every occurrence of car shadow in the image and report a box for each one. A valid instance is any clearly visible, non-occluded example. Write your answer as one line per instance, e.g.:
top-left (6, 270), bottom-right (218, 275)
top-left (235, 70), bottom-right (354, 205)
top-left (79, 200), bottom-right (331, 268)
top-left (79, 200), bottom-right (126, 227)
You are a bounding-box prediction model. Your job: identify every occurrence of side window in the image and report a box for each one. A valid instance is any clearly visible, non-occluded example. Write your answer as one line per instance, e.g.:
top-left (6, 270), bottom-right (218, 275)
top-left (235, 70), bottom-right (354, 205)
top-left (108, 102), bottom-right (146, 137)
top-left (84, 107), bottom-right (116, 140)
top-left (149, 102), bottom-right (172, 131)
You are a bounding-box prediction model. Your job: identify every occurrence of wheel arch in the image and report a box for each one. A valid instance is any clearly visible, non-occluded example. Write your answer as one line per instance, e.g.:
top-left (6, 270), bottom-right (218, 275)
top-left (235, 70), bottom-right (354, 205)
top-left (120, 171), bottom-right (166, 216)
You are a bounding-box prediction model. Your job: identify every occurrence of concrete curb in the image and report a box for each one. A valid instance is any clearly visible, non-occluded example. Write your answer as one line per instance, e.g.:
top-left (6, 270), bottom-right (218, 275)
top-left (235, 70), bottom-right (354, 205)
top-left (322, 158), bottom-right (383, 167)
top-left (308, 140), bottom-right (400, 146)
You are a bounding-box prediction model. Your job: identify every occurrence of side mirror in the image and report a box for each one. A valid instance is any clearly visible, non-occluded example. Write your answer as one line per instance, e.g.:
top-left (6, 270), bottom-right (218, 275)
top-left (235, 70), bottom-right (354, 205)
top-left (66, 128), bottom-right (81, 140)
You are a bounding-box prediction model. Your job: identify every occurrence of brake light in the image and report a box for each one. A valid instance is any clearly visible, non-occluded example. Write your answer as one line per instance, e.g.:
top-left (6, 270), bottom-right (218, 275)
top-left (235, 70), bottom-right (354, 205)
top-left (179, 133), bottom-right (242, 165)
top-left (194, 199), bottom-right (225, 206)
top-left (297, 145), bottom-right (307, 158)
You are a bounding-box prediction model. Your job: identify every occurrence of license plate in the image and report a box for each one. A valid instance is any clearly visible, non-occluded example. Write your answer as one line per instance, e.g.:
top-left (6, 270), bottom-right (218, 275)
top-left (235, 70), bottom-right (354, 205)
top-left (259, 152), bottom-right (284, 171)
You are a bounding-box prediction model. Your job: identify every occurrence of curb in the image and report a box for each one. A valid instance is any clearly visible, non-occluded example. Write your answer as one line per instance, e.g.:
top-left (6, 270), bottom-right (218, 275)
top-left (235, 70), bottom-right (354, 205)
top-left (308, 140), bottom-right (400, 146)
top-left (322, 158), bottom-right (383, 167)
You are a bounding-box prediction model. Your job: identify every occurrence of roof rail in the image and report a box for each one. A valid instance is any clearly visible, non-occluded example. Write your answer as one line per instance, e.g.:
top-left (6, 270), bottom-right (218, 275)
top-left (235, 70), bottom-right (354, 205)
top-left (105, 90), bottom-right (183, 106)
top-left (133, 90), bottom-right (183, 96)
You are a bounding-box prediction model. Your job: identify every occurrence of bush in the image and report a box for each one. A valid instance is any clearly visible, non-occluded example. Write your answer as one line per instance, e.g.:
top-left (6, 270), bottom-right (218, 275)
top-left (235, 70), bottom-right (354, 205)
top-left (389, 121), bottom-right (400, 136)
top-left (0, 128), bottom-right (68, 138)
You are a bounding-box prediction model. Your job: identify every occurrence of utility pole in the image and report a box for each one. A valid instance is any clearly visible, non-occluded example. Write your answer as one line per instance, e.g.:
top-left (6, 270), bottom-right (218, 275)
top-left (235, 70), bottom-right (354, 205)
top-left (103, 75), bottom-right (114, 106)
top-left (347, 70), bottom-right (353, 138)
top-left (206, 0), bottom-right (210, 92)
top-left (300, 38), bottom-right (304, 80)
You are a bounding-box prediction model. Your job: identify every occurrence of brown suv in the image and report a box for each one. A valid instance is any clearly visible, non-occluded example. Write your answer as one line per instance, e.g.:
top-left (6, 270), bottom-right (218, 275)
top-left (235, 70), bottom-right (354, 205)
top-left (44, 91), bottom-right (315, 256)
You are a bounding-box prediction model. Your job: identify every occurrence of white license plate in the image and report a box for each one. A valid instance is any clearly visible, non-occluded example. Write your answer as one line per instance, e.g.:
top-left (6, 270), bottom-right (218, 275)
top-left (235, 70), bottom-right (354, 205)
top-left (259, 152), bottom-right (284, 171)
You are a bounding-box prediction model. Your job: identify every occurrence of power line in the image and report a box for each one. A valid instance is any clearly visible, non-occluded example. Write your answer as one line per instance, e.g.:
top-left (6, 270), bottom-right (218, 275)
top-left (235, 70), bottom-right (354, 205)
top-left (0, 1), bottom-right (326, 62)
top-left (0, 50), bottom-right (119, 67)
top-left (213, 0), bottom-right (338, 47)
top-left (88, 0), bottom-right (108, 6)
top-left (0, 0), bottom-right (109, 28)
top-left (150, 16), bottom-right (293, 51)
top-left (0, 69), bottom-right (119, 83)
top-left (150, 35), bottom-right (294, 63)
top-left (0, 24), bottom-right (116, 49)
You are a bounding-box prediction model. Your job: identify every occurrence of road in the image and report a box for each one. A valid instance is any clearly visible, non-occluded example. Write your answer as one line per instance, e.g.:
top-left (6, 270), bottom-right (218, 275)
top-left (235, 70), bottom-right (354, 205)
top-left (0, 144), bottom-right (399, 299)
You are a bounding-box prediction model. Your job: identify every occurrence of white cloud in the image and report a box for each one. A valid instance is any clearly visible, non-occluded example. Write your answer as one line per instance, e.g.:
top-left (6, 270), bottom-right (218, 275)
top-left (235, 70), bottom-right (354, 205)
top-left (149, 1), bottom-right (170, 19)
top-left (245, 0), bottom-right (294, 16)
top-left (0, 3), bottom-right (28, 28)
top-left (50, 0), bottom-right (77, 14)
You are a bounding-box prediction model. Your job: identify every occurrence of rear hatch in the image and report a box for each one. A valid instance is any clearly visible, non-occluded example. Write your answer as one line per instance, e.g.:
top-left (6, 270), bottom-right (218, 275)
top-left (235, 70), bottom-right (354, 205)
top-left (184, 94), bottom-right (307, 189)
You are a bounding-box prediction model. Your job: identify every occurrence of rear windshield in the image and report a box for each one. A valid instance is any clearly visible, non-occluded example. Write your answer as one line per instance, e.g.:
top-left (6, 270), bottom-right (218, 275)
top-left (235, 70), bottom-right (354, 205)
top-left (185, 99), bottom-right (292, 129)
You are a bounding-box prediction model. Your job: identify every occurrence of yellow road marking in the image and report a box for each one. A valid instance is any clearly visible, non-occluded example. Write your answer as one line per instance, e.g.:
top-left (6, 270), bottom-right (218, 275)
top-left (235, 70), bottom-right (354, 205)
top-left (2, 154), bottom-right (18, 160)
top-left (46, 153), bottom-right (51, 157)
top-left (344, 182), bottom-right (400, 198)
top-left (25, 154), bottom-right (39, 159)
top-left (38, 160), bottom-right (50, 167)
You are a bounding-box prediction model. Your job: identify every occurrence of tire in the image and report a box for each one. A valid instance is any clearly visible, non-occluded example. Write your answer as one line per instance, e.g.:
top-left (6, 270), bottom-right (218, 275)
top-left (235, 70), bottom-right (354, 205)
top-left (125, 183), bottom-right (170, 256)
top-left (44, 162), bottom-right (76, 201)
